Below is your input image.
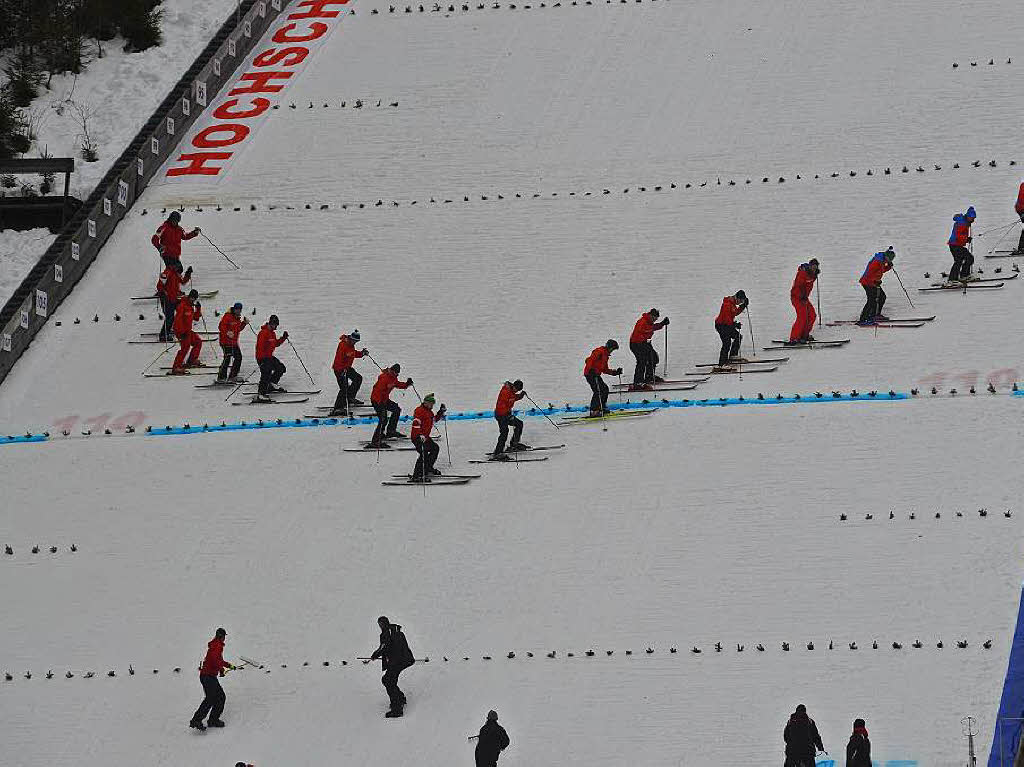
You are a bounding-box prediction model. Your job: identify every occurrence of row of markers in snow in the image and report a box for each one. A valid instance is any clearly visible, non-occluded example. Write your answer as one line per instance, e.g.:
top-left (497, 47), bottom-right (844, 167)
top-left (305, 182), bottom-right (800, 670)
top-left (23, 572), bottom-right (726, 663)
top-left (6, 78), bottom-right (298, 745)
top-left (3, 545), bottom-right (77, 556)
top-left (141, 159), bottom-right (1017, 216)
top-left (0, 638), bottom-right (999, 684)
top-left (6, 387), bottom-right (1024, 445)
top-left (840, 509), bottom-right (1013, 522)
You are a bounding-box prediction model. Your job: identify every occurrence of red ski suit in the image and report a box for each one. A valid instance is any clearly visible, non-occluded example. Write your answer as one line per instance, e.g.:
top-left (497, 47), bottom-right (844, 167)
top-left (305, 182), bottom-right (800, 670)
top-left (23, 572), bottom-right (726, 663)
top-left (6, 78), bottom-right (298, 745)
top-left (255, 324), bottom-right (285, 361)
top-left (410, 403), bottom-right (439, 442)
top-left (218, 312), bottom-right (246, 347)
top-left (332, 335), bottom-right (364, 372)
top-left (171, 300), bottom-right (203, 369)
top-left (156, 266), bottom-right (190, 301)
top-left (789, 266), bottom-right (817, 342)
top-left (371, 369), bottom-right (410, 405)
top-left (629, 313), bottom-right (658, 344)
top-left (584, 346), bottom-right (614, 376)
top-left (1016, 183), bottom-right (1024, 216)
top-left (715, 296), bottom-right (744, 326)
top-left (494, 382), bottom-right (524, 417)
top-left (152, 220), bottom-right (197, 259)
top-left (199, 637), bottom-right (229, 677)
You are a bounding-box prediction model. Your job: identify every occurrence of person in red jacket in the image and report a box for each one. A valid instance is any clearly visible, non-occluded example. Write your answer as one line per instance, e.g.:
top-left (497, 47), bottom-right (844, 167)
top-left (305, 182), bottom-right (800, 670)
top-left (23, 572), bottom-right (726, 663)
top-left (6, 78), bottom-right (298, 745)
top-left (788, 260), bottom-right (819, 343)
top-left (156, 262), bottom-right (192, 342)
top-left (628, 309), bottom-right (670, 390)
top-left (1014, 182), bottom-right (1024, 254)
top-left (190, 627), bottom-right (235, 731)
top-left (331, 330), bottom-right (368, 416)
top-left (370, 364), bottom-right (413, 447)
top-left (169, 290), bottom-right (203, 373)
top-left (492, 379), bottom-right (528, 458)
top-left (584, 340), bottom-right (622, 417)
top-left (255, 315), bottom-right (288, 400)
top-left (857, 248), bottom-right (894, 324)
top-left (947, 206), bottom-right (976, 282)
top-left (714, 290), bottom-right (747, 366)
top-left (217, 302), bottom-right (248, 383)
top-left (410, 393), bottom-right (447, 481)
top-left (152, 211), bottom-right (200, 269)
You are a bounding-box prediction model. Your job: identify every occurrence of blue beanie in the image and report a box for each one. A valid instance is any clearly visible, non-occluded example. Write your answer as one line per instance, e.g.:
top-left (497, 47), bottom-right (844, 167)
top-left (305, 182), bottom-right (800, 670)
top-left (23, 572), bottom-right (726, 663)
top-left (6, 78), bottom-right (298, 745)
top-left (966, 206), bottom-right (976, 219)
top-left (350, 329), bottom-right (360, 341)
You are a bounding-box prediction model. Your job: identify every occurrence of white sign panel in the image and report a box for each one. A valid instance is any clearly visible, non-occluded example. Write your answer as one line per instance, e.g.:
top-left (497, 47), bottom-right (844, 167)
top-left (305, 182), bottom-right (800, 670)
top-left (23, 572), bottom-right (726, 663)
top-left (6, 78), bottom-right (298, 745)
top-left (151, 137), bottom-right (159, 155)
top-left (166, 116), bottom-right (175, 136)
top-left (182, 97), bottom-right (190, 116)
top-left (88, 219), bottom-right (96, 238)
top-left (35, 290), bottom-right (47, 317)
top-left (20, 309), bottom-right (29, 329)
top-left (103, 197), bottom-right (111, 216)
top-left (117, 180), bottom-right (129, 207)
top-left (71, 242), bottom-right (80, 260)
top-left (54, 263), bottom-right (63, 283)
top-left (2, 334), bottom-right (10, 352)
top-left (196, 81), bottom-right (207, 107)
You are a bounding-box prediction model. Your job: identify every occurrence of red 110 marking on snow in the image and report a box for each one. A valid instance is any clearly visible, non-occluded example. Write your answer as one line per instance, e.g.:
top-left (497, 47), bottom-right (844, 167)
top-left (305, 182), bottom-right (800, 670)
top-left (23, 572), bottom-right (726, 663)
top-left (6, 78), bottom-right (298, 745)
top-left (52, 412), bottom-right (147, 434)
top-left (166, 0), bottom-right (347, 179)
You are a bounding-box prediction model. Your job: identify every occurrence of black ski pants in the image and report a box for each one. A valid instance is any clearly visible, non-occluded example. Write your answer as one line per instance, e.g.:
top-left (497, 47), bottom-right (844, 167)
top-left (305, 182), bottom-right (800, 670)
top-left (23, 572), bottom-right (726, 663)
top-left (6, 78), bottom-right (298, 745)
top-left (1018, 213), bottom-right (1024, 252)
top-left (494, 414), bottom-right (523, 454)
top-left (783, 755), bottom-right (816, 767)
top-left (372, 400), bottom-right (402, 442)
top-left (630, 341), bottom-right (659, 385)
top-left (332, 368), bottom-right (362, 412)
top-left (218, 344), bottom-right (241, 381)
top-left (160, 297), bottom-right (178, 342)
top-left (382, 667), bottom-right (407, 709)
top-left (715, 323), bottom-right (742, 365)
top-left (948, 244), bottom-right (973, 281)
top-left (192, 674), bottom-right (225, 723)
top-left (257, 356), bottom-right (286, 396)
top-left (859, 284), bottom-right (886, 323)
top-left (413, 437), bottom-right (440, 479)
top-left (585, 372), bottom-right (609, 413)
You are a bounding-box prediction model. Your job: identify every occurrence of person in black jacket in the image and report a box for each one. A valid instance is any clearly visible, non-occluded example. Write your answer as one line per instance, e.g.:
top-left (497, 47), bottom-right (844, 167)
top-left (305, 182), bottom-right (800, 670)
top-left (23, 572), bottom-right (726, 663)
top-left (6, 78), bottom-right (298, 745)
top-left (475, 710), bottom-right (510, 767)
top-left (846, 718), bottom-right (870, 767)
top-left (784, 704), bottom-right (824, 767)
top-left (365, 616), bottom-right (415, 717)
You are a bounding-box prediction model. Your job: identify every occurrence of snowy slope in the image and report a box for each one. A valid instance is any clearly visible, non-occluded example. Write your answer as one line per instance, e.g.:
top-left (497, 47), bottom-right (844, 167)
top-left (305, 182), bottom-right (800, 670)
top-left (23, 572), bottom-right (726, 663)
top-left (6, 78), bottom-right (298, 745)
top-left (3, 1), bottom-right (1024, 765)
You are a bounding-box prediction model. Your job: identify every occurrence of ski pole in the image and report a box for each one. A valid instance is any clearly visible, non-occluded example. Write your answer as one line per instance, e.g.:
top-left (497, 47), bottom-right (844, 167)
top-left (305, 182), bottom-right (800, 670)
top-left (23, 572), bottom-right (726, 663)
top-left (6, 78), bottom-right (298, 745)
top-left (141, 340), bottom-right (175, 375)
top-left (200, 231), bottom-right (241, 269)
top-left (663, 319), bottom-right (671, 376)
top-left (287, 337), bottom-right (317, 387)
top-left (524, 393), bottom-right (561, 429)
top-left (986, 222), bottom-right (1016, 256)
top-left (410, 382), bottom-right (423, 403)
top-left (815, 277), bottom-right (822, 327)
top-left (443, 414), bottom-right (452, 466)
top-left (225, 365), bottom-right (260, 402)
top-left (744, 306), bottom-right (756, 357)
top-left (890, 267), bottom-right (915, 308)
top-left (364, 352), bottom-right (385, 372)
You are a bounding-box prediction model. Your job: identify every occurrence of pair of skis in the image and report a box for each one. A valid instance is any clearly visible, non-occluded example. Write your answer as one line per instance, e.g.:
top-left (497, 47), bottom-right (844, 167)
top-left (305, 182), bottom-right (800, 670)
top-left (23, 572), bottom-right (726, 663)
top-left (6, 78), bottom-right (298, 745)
top-left (382, 445), bottom-right (566, 485)
top-left (825, 315), bottom-right (935, 329)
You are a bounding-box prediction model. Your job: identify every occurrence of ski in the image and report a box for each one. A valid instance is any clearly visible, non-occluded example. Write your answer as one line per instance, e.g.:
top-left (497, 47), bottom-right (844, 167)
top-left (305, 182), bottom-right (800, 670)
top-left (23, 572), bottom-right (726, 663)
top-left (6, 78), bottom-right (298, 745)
top-left (692, 365), bottom-right (778, 375)
top-left (693, 357), bottom-right (789, 367)
top-left (985, 251), bottom-right (1022, 258)
top-left (468, 456), bottom-right (549, 464)
top-left (143, 371), bottom-right (213, 378)
top-left (141, 331), bottom-right (217, 337)
top-left (195, 380), bottom-right (247, 389)
top-left (392, 473), bottom-right (482, 479)
top-left (827, 317), bottom-right (934, 324)
top-left (558, 408), bottom-right (656, 425)
top-left (382, 478), bottom-right (471, 486)
top-left (767, 339), bottom-right (850, 348)
top-left (612, 384), bottom-right (699, 393)
top-left (131, 290), bottom-right (219, 301)
top-left (498, 444), bottom-right (565, 453)
top-left (825, 321), bottom-right (925, 328)
top-left (231, 397), bottom-right (309, 406)
top-left (918, 283), bottom-right (1003, 292)
top-left (159, 364), bottom-right (218, 371)
top-left (345, 445), bottom-right (418, 452)
top-left (929, 274), bottom-right (1015, 286)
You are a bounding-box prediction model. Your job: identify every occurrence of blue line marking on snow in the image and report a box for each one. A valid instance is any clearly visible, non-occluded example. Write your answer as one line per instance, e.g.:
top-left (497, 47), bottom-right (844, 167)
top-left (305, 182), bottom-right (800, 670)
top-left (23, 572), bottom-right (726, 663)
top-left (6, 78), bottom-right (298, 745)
top-left (988, 583), bottom-right (1024, 767)
top-left (141, 391), bottom-right (909, 437)
top-left (0, 434), bottom-right (49, 445)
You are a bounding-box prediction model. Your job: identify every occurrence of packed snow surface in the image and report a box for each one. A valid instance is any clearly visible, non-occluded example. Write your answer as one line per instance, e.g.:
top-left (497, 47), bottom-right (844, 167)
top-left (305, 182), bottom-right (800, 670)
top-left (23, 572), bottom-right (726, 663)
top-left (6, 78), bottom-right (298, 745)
top-left (3, 1), bottom-right (1024, 766)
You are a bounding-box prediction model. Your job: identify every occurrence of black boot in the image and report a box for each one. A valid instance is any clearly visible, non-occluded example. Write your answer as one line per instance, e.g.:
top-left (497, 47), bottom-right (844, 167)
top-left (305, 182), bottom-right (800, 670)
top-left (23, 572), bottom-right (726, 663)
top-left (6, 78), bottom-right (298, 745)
top-left (189, 719), bottom-right (206, 731)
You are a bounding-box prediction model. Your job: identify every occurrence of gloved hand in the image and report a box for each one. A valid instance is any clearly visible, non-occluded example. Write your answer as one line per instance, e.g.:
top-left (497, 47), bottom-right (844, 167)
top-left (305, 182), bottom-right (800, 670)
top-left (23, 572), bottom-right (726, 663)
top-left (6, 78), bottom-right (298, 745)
top-left (438, 404), bottom-right (447, 417)
top-left (192, 227), bottom-right (201, 235)
top-left (613, 367), bottom-right (623, 376)
top-left (406, 377), bottom-right (414, 385)
top-left (735, 322), bottom-right (742, 329)
top-left (281, 331), bottom-right (289, 341)
top-left (662, 317), bottom-right (670, 326)
top-left (361, 347), bottom-right (369, 354)
top-left (185, 266), bottom-right (193, 276)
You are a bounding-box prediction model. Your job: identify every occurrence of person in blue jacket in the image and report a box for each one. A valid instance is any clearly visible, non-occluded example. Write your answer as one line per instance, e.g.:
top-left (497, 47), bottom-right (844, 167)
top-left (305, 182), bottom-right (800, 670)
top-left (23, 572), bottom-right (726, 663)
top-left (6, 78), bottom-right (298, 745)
top-left (947, 206), bottom-right (976, 282)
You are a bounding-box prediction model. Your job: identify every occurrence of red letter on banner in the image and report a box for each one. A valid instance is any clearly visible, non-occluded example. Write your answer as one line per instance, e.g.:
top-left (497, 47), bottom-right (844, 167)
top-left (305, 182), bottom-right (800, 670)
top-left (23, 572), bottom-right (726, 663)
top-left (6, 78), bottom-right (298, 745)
top-left (192, 124), bottom-right (250, 148)
top-left (213, 97), bottom-right (271, 120)
top-left (287, 0), bottom-right (347, 20)
top-left (272, 21), bottom-right (328, 43)
top-left (229, 71), bottom-right (293, 96)
top-left (166, 152), bottom-right (233, 176)
top-left (252, 47), bottom-right (309, 68)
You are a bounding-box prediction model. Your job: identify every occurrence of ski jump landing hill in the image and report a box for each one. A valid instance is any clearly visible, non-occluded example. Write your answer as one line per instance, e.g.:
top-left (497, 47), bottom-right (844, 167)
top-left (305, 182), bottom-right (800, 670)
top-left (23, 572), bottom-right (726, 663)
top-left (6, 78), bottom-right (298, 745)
top-left (3, 1), bottom-right (1024, 765)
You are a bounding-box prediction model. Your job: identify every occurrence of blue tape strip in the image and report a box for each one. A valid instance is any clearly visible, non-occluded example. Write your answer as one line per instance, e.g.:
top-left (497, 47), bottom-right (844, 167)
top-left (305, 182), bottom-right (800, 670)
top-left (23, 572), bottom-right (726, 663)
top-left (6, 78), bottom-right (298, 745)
top-left (988, 584), bottom-right (1024, 766)
top-left (0, 434), bottom-right (49, 445)
top-left (142, 392), bottom-right (908, 437)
